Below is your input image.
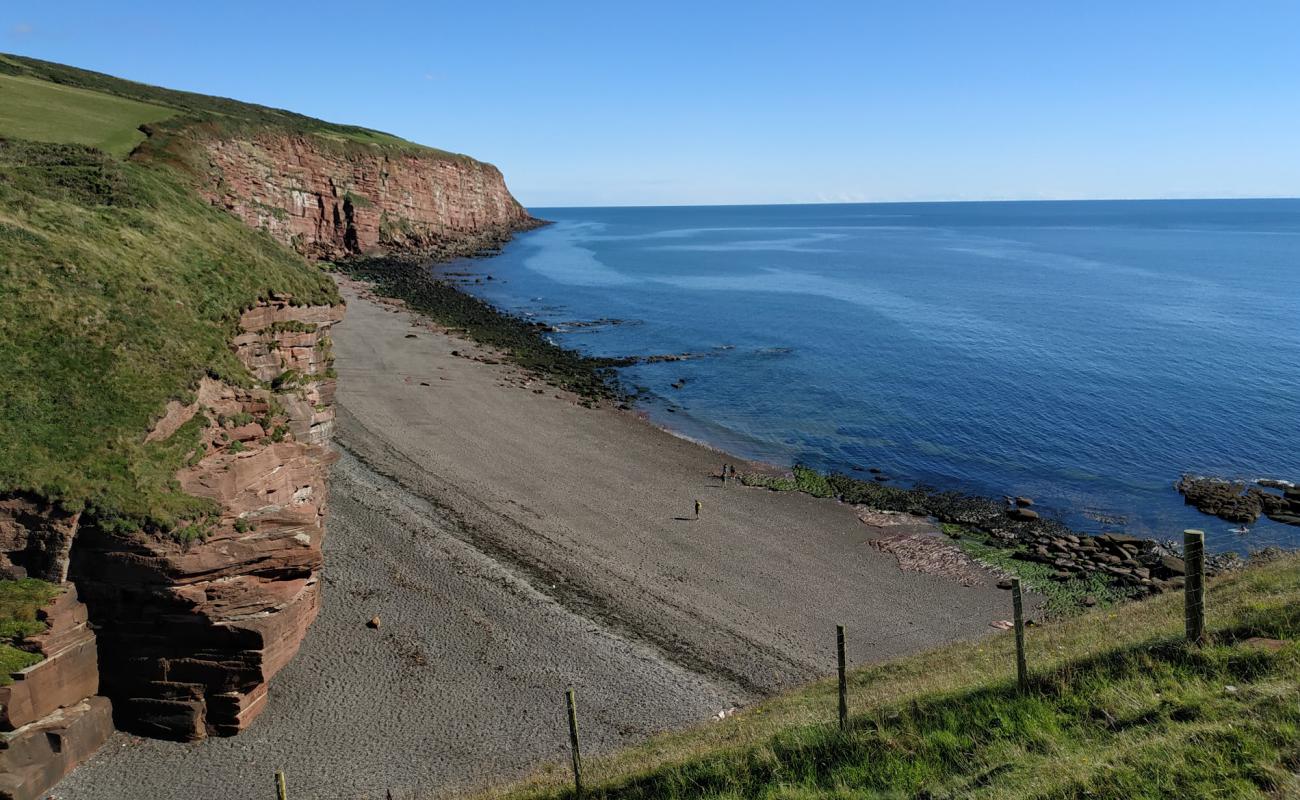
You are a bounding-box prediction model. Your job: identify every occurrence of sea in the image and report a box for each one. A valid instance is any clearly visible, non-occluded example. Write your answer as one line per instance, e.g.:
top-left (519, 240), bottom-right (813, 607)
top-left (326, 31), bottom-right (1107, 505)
top-left (443, 199), bottom-right (1300, 553)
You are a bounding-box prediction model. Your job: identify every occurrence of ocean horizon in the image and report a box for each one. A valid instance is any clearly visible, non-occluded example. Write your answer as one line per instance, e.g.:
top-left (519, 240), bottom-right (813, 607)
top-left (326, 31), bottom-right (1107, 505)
top-left (447, 198), bottom-right (1300, 552)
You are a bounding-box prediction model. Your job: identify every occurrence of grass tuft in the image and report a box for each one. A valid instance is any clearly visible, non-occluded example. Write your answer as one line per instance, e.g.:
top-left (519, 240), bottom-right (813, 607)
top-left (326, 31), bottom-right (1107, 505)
top-left (0, 579), bottom-right (63, 684)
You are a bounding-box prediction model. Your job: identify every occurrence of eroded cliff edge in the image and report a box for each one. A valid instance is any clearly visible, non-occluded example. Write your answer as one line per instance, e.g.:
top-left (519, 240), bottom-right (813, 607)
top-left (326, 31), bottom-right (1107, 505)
top-left (0, 57), bottom-right (539, 796)
top-left (1, 299), bottom-right (340, 747)
top-left (194, 129), bottom-right (536, 260)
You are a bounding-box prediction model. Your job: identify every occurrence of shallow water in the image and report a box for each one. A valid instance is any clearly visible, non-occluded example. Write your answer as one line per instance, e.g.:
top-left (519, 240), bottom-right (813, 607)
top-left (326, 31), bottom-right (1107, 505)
top-left (451, 200), bottom-right (1300, 552)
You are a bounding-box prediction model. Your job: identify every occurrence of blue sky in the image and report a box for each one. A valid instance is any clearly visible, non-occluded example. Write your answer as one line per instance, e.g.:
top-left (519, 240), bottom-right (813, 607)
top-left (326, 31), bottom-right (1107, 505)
top-left (5, 1), bottom-right (1299, 207)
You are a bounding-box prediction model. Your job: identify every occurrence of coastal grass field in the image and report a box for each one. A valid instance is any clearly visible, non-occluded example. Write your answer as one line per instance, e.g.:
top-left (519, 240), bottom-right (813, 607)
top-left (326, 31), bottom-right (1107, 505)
top-left (492, 555), bottom-right (1300, 800)
top-left (0, 137), bottom-right (337, 536)
top-left (0, 52), bottom-right (466, 160)
top-left (0, 71), bottom-right (176, 156)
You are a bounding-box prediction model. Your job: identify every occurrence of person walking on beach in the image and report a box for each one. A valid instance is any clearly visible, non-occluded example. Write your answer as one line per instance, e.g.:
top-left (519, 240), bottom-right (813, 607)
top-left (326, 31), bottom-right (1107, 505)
top-left (694, 499), bottom-right (702, 520)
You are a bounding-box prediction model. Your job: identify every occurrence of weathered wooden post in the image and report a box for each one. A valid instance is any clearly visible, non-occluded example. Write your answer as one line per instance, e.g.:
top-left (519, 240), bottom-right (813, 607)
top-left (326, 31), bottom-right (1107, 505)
top-left (836, 624), bottom-right (848, 731)
top-left (275, 770), bottom-right (287, 800)
top-left (566, 686), bottom-right (583, 797)
top-left (1012, 578), bottom-right (1028, 693)
top-left (1184, 529), bottom-right (1207, 645)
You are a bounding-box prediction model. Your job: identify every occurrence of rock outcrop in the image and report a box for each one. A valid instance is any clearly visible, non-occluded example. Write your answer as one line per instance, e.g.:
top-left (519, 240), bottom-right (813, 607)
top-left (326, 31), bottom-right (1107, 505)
top-left (0, 496), bottom-right (79, 584)
top-left (0, 587), bottom-right (101, 732)
top-left (0, 115), bottom-right (536, 794)
top-left (1013, 531), bottom-right (1189, 592)
top-left (0, 586), bottom-right (111, 800)
top-left (69, 299), bottom-right (343, 740)
top-left (1177, 475), bottom-right (1300, 527)
top-left (197, 133), bottom-right (535, 260)
top-left (0, 698), bottom-right (112, 800)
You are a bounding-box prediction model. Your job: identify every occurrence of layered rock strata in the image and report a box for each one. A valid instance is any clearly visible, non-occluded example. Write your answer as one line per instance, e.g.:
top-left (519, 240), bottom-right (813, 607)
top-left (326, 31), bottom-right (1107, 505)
top-left (197, 133), bottom-right (535, 260)
top-left (69, 299), bottom-right (343, 740)
top-left (0, 698), bottom-right (112, 800)
top-left (0, 586), bottom-right (110, 800)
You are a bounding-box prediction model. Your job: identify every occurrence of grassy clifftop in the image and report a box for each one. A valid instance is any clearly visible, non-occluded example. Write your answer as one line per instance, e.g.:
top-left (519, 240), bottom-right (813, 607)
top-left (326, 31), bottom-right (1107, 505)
top-left (0, 58), bottom-right (357, 535)
top-left (0, 52), bottom-right (467, 160)
top-left (0, 138), bottom-right (338, 533)
top-left (494, 556), bottom-right (1300, 799)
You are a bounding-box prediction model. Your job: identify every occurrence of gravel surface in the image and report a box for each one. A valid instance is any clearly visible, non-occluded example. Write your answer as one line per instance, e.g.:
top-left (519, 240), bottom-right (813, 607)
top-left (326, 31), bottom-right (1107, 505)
top-left (54, 282), bottom-right (1014, 799)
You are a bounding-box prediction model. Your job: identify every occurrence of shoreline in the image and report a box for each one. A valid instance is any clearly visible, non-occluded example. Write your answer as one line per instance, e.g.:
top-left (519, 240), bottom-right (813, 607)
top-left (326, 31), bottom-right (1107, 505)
top-left (56, 274), bottom-right (1025, 799)
top-left (334, 253), bottom-right (1221, 601)
top-left (53, 278), bottom-right (1025, 799)
top-left (55, 263), bottom-right (1253, 798)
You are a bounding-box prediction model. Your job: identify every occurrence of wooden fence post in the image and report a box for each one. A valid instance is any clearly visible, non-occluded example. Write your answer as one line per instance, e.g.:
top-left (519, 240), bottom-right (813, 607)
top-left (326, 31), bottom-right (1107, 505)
top-left (836, 624), bottom-right (848, 731)
top-left (566, 687), bottom-right (583, 797)
top-left (1184, 529), bottom-right (1207, 645)
top-left (275, 770), bottom-right (287, 800)
top-left (1012, 578), bottom-right (1028, 693)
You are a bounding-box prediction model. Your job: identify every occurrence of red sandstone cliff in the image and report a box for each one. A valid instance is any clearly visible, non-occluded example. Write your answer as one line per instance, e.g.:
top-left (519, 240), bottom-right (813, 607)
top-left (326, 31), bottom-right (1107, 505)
top-left (0, 585), bottom-right (109, 800)
top-left (197, 132), bottom-right (535, 260)
top-left (0, 298), bottom-right (341, 750)
top-left (71, 299), bottom-right (343, 740)
top-left (0, 122), bottom-right (534, 793)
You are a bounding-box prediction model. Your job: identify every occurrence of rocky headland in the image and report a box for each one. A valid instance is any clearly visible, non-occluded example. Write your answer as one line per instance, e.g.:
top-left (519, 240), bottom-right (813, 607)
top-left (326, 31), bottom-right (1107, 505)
top-left (0, 54), bottom-right (539, 799)
top-left (195, 129), bottom-right (536, 261)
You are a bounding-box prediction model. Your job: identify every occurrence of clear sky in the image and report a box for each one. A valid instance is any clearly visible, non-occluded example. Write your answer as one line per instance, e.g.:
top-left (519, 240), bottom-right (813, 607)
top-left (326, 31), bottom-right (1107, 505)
top-left (4, 1), bottom-right (1299, 207)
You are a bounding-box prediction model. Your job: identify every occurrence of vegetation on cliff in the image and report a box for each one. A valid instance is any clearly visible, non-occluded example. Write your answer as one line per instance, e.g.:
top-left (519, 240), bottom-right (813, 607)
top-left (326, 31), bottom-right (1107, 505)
top-left (0, 52), bottom-right (469, 162)
top-left (0, 579), bottom-right (62, 681)
top-left (0, 117), bottom-right (337, 534)
top-left (0, 52), bottom-right (536, 539)
top-left (494, 555), bottom-right (1300, 800)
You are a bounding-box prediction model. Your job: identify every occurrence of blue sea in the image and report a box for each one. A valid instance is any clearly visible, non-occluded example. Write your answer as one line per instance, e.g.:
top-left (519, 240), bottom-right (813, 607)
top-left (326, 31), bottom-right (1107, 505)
top-left (447, 200), bottom-right (1300, 552)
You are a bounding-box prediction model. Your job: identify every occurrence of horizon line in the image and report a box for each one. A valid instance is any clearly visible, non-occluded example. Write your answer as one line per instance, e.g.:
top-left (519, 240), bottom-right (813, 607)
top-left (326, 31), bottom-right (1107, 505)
top-left (526, 195), bottom-right (1300, 211)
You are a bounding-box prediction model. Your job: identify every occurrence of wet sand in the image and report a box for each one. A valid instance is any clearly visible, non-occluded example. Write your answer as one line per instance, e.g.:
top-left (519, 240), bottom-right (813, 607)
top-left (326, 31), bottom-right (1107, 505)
top-left (56, 280), bottom-right (1013, 799)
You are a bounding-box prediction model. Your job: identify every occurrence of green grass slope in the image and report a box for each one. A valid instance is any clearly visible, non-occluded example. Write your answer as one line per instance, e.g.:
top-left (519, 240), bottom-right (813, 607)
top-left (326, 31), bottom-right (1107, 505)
top-left (493, 556), bottom-right (1300, 800)
top-left (0, 52), bottom-right (465, 160)
top-left (0, 72), bottom-right (176, 156)
top-left (0, 69), bottom-right (340, 536)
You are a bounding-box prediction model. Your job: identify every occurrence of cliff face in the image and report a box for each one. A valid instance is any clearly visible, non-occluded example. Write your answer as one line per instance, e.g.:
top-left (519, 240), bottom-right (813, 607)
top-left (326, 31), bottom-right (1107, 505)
top-left (70, 299), bottom-right (343, 740)
top-left (0, 585), bottom-right (110, 800)
top-left (0, 115), bottom-right (535, 797)
top-left (199, 133), bottom-right (535, 260)
top-left (0, 299), bottom-right (341, 752)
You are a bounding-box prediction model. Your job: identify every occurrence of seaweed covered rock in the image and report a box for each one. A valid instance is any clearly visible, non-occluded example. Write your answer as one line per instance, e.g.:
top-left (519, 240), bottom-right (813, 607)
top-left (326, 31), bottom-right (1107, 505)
top-left (1176, 475), bottom-right (1299, 526)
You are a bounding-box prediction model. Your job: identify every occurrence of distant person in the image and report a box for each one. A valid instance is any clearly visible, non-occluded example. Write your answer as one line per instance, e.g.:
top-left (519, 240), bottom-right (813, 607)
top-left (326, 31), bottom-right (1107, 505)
top-left (694, 499), bottom-right (702, 520)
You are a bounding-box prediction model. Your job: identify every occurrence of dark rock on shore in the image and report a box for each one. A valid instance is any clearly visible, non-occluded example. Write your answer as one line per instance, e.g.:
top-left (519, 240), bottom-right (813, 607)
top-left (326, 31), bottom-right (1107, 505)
top-left (798, 470), bottom-right (1193, 596)
top-left (1176, 475), bottom-right (1300, 527)
top-left (339, 256), bottom-right (625, 402)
